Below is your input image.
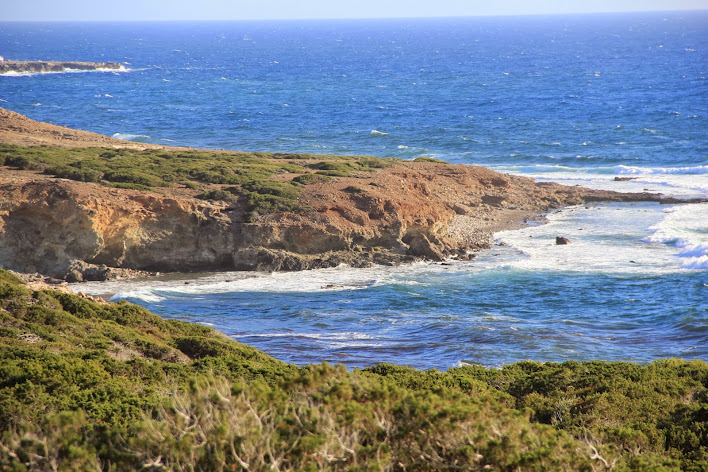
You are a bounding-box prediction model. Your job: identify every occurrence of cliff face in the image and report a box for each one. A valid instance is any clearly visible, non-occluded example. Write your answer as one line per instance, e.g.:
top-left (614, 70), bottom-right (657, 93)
top-left (0, 174), bottom-right (236, 280)
top-left (0, 163), bottom-right (669, 281)
top-left (0, 60), bottom-right (123, 74)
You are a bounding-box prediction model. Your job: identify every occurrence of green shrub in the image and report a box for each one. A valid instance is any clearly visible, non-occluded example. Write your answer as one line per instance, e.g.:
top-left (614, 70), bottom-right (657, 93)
top-left (414, 156), bottom-right (447, 163)
top-left (292, 173), bottom-right (331, 185)
top-left (103, 170), bottom-right (166, 187)
top-left (45, 165), bottom-right (104, 183)
top-left (196, 189), bottom-right (235, 201)
top-left (307, 161), bottom-right (355, 176)
top-left (5, 155), bottom-right (45, 170)
top-left (0, 144), bottom-right (407, 217)
top-left (344, 185), bottom-right (365, 193)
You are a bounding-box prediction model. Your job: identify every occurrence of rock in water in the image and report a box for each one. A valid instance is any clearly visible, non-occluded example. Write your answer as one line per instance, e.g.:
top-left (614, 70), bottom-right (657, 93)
top-left (556, 237), bottom-right (571, 245)
top-left (0, 60), bottom-right (123, 74)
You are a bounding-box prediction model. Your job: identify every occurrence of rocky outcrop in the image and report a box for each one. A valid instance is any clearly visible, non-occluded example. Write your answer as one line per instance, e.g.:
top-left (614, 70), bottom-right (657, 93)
top-left (2, 109), bottom-right (702, 281)
top-left (0, 161), bottom-right (685, 281)
top-left (0, 176), bottom-right (237, 279)
top-left (0, 60), bottom-right (123, 74)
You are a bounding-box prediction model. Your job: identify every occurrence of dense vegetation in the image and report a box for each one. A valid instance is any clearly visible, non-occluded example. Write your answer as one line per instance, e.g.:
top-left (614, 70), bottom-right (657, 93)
top-left (0, 269), bottom-right (705, 471)
top-left (0, 144), bottom-right (394, 219)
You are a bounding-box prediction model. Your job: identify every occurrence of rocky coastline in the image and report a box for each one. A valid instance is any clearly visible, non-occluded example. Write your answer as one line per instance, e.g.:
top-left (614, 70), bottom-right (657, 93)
top-left (0, 59), bottom-right (124, 75)
top-left (0, 108), bottom-right (704, 282)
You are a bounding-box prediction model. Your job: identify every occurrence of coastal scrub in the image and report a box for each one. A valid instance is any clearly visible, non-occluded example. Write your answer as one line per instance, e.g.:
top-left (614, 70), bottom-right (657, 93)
top-left (0, 143), bottom-right (395, 218)
top-left (0, 270), bottom-right (705, 471)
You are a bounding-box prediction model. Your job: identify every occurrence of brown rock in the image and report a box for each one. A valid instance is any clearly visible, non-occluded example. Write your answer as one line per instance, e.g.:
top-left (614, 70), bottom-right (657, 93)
top-left (407, 234), bottom-right (445, 261)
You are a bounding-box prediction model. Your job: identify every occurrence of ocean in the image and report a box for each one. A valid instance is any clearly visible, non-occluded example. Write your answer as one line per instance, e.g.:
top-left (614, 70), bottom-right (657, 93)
top-left (1, 12), bottom-right (706, 369)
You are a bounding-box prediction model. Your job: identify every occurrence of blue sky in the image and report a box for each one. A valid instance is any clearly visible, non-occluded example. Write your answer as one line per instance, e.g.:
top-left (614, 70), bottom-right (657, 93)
top-left (2, 0), bottom-right (707, 21)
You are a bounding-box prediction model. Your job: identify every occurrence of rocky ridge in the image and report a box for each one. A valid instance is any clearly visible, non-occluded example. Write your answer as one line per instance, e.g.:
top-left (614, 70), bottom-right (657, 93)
top-left (0, 109), bottom-right (699, 281)
top-left (0, 59), bottom-right (123, 75)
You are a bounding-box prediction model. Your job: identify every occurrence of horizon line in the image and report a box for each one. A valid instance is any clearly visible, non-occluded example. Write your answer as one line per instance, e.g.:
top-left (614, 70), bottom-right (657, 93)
top-left (2, 8), bottom-right (707, 23)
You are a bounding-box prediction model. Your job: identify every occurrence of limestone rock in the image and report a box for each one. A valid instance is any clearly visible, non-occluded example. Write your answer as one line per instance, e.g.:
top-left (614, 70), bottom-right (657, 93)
top-left (407, 234), bottom-right (445, 261)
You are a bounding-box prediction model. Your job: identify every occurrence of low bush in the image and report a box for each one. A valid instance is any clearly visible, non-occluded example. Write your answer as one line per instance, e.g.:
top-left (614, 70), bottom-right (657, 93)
top-left (196, 189), bottom-right (236, 201)
top-left (414, 156), bottom-right (447, 164)
top-left (0, 269), bottom-right (705, 470)
top-left (344, 185), bottom-right (365, 193)
top-left (292, 173), bottom-right (332, 185)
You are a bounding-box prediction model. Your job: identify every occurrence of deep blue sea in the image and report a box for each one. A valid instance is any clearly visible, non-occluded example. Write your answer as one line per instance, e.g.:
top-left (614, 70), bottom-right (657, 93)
top-left (2, 12), bottom-right (707, 369)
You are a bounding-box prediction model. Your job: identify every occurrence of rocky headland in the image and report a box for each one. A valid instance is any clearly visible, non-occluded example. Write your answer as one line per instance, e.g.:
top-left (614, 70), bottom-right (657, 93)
top-left (0, 59), bottom-right (124, 75)
top-left (0, 108), bottom-right (701, 282)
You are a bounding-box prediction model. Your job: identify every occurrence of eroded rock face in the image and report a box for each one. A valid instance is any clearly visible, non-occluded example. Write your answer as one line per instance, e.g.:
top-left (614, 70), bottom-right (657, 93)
top-left (0, 177), bottom-right (236, 280)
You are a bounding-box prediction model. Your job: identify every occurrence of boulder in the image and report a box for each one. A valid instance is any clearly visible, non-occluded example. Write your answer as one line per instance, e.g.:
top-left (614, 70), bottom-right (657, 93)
top-left (407, 234), bottom-right (445, 261)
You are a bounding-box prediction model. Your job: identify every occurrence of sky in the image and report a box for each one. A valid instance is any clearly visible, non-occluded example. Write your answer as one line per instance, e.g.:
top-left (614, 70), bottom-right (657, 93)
top-left (1, 0), bottom-right (707, 21)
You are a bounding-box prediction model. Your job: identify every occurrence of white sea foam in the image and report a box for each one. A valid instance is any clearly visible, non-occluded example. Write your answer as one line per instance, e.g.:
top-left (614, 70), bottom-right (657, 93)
top-left (71, 204), bottom-right (707, 301)
top-left (681, 256), bottom-right (708, 270)
top-left (492, 202), bottom-right (707, 274)
top-left (645, 203), bottom-right (708, 268)
top-left (616, 165), bottom-right (708, 175)
top-left (494, 164), bottom-right (708, 197)
top-left (72, 261), bottom-right (446, 300)
top-left (112, 133), bottom-right (152, 142)
top-left (73, 201), bottom-right (706, 301)
top-left (0, 65), bottom-right (128, 77)
top-left (110, 290), bottom-right (165, 303)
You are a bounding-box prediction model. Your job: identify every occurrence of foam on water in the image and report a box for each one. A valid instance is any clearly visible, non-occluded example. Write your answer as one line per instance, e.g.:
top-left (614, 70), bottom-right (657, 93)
top-left (0, 65), bottom-right (129, 77)
top-left (494, 165), bottom-right (708, 197)
top-left (74, 202), bottom-right (707, 304)
top-left (111, 132), bottom-right (152, 142)
top-left (646, 203), bottom-right (708, 269)
top-left (493, 202), bottom-right (707, 274)
top-left (74, 262), bottom-right (439, 301)
top-left (616, 165), bottom-right (708, 176)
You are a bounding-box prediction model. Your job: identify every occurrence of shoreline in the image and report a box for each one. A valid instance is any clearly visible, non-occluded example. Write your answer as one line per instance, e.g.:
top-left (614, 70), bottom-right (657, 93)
top-left (1, 267), bottom-right (705, 470)
top-left (1, 107), bottom-right (705, 283)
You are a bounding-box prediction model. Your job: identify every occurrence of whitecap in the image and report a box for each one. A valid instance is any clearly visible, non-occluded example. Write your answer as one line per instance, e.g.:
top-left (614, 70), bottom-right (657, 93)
top-left (112, 132), bottom-right (151, 142)
top-left (370, 129), bottom-right (388, 136)
top-left (645, 203), bottom-right (708, 266)
top-left (109, 290), bottom-right (165, 303)
top-left (681, 256), bottom-right (708, 270)
top-left (493, 203), bottom-right (706, 274)
top-left (616, 165), bottom-right (708, 175)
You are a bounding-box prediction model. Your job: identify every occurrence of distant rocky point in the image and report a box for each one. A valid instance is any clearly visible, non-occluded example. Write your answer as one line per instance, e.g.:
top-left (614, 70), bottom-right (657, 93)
top-left (0, 58), bottom-right (124, 74)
